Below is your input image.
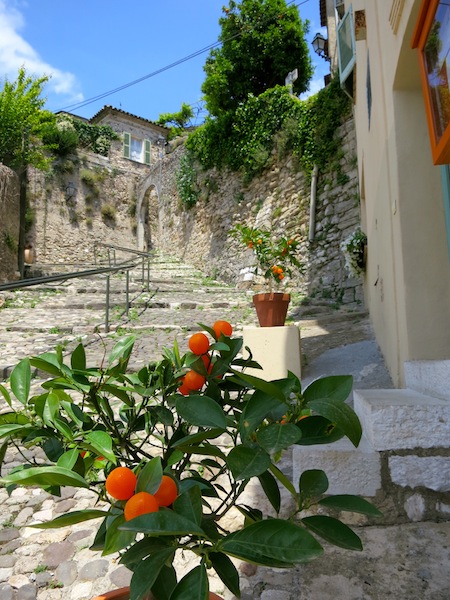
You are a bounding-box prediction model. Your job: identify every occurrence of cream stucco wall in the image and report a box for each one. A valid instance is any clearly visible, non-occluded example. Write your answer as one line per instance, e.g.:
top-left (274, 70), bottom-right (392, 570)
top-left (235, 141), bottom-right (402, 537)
top-left (347, 0), bottom-right (450, 385)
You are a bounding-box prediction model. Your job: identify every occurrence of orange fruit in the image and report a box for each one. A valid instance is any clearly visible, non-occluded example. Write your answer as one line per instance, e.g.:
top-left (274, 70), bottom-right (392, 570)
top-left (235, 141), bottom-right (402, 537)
top-left (188, 332), bottom-right (210, 356)
top-left (124, 491), bottom-right (159, 521)
top-left (154, 475), bottom-right (178, 507)
top-left (105, 466), bottom-right (137, 500)
top-left (213, 320), bottom-right (233, 338)
top-left (184, 370), bottom-right (206, 391)
top-left (201, 354), bottom-right (212, 371)
top-left (178, 379), bottom-right (191, 396)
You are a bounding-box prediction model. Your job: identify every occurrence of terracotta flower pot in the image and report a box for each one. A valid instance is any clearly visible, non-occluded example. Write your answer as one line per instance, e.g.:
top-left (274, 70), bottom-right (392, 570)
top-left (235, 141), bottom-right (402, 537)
top-left (253, 292), bottom-right (290, 327)
top-left (91, 587), bottom-right (223, 600)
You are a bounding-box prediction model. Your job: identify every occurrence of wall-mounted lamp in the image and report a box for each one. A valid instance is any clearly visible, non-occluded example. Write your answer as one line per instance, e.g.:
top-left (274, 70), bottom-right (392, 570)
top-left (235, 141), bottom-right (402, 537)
top-left (66, 182), bottom-right (76, 201)
top-left (312, 32), bottom-right (331, 62)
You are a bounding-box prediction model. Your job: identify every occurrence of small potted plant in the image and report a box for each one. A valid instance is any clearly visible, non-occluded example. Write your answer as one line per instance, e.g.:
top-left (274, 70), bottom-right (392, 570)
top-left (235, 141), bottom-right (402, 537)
top-left (0, 320), bottom-right (380, 600)
top-left (229, 224), bottom-right (303, 326)
top-left (341, 227), bottom-right (367, 278)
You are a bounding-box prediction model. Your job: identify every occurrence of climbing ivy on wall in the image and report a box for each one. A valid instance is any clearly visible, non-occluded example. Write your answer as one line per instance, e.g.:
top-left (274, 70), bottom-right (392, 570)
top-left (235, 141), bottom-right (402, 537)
top-left (178, 77), bottom-right (350, 206)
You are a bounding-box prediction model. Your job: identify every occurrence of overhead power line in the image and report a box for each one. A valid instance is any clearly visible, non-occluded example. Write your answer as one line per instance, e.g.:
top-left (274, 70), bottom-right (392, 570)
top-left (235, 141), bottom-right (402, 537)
top-left (57, 0), bottom-right (312, 115)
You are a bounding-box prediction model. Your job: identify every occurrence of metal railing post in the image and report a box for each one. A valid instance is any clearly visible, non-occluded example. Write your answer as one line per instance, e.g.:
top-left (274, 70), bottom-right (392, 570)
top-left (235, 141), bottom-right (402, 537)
top-left (105, 275), bottom-right (110, 333)
top-left (142, 259), bottom-right (145, 287)
top-left (146, 257), bottom-right (150, 292)
top-left (126, 270), bottom-right (130, 316)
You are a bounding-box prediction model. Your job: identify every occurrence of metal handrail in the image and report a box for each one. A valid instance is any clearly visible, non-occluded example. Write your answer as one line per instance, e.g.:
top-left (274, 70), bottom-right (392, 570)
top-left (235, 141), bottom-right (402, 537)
top-left (93, 242), bottom-right (153, 292)
top-left (0, 243), bottom-right (155, 332)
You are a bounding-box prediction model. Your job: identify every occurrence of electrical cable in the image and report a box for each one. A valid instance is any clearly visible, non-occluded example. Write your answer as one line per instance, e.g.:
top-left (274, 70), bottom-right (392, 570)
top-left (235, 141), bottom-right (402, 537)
top-left (56, 0), bottom-right (312, 115)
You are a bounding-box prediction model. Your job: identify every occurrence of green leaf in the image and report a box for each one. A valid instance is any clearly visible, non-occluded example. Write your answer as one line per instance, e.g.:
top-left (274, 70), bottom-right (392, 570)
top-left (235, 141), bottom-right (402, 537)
top-left (71, 343), bottom-right (86, 370)
top-left (84, 431), bottom-right (116, 463)
top-left (171, 428), bottom-right (224, 448)
top-left (42, 392), bottom-right (60, 426)
top-left (230, 369), bottom-right (286, 401)
top-left (295, 416), bottom-right (345, 445)
top-left (318, 495), bottom-right (383, 517)
top-left (29, 509), bottom-right (108, 528)
top-left (129, 549), bottom-right (175, 600)
top-left (256, 423), bottom-right (302, 454)
top-left (299, 469), bottom-right (329, 497)
top-left (219, 519), bottom-right (323, 566)
top-left (101, 383), bottom-right (133, 406)
top-left (107, 335), bottom-right (135, 366)
top-left (173, 486), bottom-right (203, 526)
top-left (227, 446), bottom-right (271, 481)
top-left (103, 514), bottom-right (136, 555)
top-left (0, 384), bottom-right (12, 409)
top-left (10, 358), bottom-right (31, 405)
top-left (170, 564), bottom-right (208, 600)
top-left (57, 448), bottom-right (79, 470)
top-left (307, 398), bottom-right (362, 447)
top-left (119, 508), bottom-right (206, 537)
top-left (136, 457), bottom-right (162, 494)
top-left (120, 538), bottom-right (171, 570)
top-left (175, 395), bottom-right (226, 429)
top-left (302, 515), bottom-right (363, 550)
top-left (30, 354), bottom-right (64, 376)
top-left (152, 564), bottom-right (177, 600)
top-left (269, 463), bottom-right (298, 498)
top-left (209, 552), bottom-right (240, 598)
top-left (175, 444), bottom-right (226, 460)
top-left (1, 465), bottom-right (89, 489)
top-left (303, 375), bottom-right (353, 404)
top-left (0, 423), bottom-right (33, 438)
top-left (258, 470), bottom-right (281, 513)
top-left (240, 389), bottom-right (286, 439)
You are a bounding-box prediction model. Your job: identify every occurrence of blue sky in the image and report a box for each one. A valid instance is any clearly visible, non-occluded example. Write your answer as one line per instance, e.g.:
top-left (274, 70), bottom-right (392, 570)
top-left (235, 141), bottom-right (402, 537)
top-left (0, 0), bottom-right (329, 124)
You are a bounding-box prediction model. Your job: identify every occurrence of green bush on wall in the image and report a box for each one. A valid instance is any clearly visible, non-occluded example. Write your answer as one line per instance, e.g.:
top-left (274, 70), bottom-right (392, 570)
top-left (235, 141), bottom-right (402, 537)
top-left (179, 77), bottom-right (351, 205)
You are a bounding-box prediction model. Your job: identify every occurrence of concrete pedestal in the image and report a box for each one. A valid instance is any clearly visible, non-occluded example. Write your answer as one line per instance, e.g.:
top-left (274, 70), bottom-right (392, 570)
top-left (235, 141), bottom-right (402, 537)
top-left (242, 325), bottom-right (301, 380)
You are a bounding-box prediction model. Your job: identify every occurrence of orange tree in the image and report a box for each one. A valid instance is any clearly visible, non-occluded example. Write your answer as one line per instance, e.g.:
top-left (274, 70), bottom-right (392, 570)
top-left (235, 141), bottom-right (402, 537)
top-left (0, 322), bottom-right (380, 600)
top-left (230, 223), bottom-right (303, 290)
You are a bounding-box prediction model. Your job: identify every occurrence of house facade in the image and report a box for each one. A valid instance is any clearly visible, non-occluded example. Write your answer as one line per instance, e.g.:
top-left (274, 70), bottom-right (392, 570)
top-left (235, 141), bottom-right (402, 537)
top-left (29, 107), bottom-right (168, 266)
top-left (324, 0), bottom-right (450, 390)
top-left (304, 0), bottom-right (450, 515)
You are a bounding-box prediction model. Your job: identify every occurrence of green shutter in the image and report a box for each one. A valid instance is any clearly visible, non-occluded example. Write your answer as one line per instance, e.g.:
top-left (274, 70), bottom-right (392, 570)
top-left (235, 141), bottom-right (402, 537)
top-left (144, 139), bottom-right (151, 165)
top-left (123, 132), bottom-right (130, 159)
top-left (337, 6), bottom-right (356, 98)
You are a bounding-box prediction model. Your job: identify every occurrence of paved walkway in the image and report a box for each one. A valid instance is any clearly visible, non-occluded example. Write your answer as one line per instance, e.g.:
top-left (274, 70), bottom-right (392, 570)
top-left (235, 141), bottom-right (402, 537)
top-left (0, 255), bottom-right (449, 600)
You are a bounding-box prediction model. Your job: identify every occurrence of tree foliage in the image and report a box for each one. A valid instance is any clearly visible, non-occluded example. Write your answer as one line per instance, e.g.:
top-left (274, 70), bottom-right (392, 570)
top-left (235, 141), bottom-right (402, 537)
top-left (202, 0), bottom-right (313, 116)
top-left (0, 67), bottom-right (55, 171)
top-left (157, 102), bottom-right (195, 141)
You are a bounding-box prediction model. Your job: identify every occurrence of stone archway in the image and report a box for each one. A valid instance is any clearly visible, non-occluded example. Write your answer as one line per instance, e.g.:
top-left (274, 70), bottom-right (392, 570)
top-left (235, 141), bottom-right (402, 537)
top-left (136, 178), bottom-right (160, 252)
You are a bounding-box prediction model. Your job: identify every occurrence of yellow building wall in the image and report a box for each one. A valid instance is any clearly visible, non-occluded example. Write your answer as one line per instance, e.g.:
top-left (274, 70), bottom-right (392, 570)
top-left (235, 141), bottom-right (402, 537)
top-left (349, 0), bottom-right (450, 385)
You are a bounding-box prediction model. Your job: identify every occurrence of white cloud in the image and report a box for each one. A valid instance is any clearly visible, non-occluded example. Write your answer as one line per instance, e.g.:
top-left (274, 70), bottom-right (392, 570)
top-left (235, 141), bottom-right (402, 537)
top-left (0, 0), bottom-right (83, 106)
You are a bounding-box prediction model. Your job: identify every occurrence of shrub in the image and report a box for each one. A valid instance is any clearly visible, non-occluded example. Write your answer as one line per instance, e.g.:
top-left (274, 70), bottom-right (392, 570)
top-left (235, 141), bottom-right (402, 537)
top-left (101, 203), bottom-right (116, 222)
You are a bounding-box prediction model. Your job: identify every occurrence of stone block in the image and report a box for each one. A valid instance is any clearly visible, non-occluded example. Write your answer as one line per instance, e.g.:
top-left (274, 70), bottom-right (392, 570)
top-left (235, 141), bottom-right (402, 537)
top-left (353, 389), bottom-right (450, 450)
top-left (389, 455), bottom-right (450, 492)
top-left (242, 325), bottom-right (301, 380)
top-left (404, 360), bottom-right (450, 400)
top-left (292, 436), bottom-right (381, 496)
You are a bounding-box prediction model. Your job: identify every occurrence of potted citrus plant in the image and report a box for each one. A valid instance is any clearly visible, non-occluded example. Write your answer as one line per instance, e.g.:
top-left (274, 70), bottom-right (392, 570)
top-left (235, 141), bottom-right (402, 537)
top-left (0, 320), bottom-right (380, 600)
top-left (229, 224), bottom-right (303, 326)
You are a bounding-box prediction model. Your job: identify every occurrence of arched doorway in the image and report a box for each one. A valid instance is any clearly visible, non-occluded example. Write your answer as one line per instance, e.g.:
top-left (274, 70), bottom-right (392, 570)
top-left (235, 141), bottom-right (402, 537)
top-left (137, 184), bottom-right (159, 251)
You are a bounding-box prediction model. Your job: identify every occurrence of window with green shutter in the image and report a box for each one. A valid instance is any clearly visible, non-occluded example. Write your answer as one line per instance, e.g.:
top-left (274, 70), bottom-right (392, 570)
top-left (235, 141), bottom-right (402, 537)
top-left (144, 139), bottom-right (151, 165)
top-left (337, 5), bottom-right (356, 99)
top-left (123, 132), bottom-right (131, 159)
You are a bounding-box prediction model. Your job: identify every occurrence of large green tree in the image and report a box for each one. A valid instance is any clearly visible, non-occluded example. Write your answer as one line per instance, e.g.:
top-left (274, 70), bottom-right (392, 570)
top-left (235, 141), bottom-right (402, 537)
top-left (202, 0), bottom-right (313, 116)
top-left (0, 68), bottom-right (55, 277)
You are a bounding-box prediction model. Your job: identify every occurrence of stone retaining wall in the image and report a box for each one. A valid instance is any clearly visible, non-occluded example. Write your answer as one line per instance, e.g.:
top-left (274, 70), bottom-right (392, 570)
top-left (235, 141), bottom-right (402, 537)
top-left (0, 165), bottom-right (19, 283)
top-left (156, 118), bottom-right (363, 305)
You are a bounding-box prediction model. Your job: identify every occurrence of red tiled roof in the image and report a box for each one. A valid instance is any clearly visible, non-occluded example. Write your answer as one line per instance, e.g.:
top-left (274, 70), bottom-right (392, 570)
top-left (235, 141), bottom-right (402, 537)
top-left (90, 105), bottom-right (168, 132)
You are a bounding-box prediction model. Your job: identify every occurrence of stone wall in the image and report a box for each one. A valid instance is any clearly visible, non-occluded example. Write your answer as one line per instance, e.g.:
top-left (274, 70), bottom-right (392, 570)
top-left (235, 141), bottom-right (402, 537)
top-left (0, 165), bottom-right (19, 283)
top-left (156, 118), bottom-right (363, 305)
top-left (28, 150), bottom-right (150, 267)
